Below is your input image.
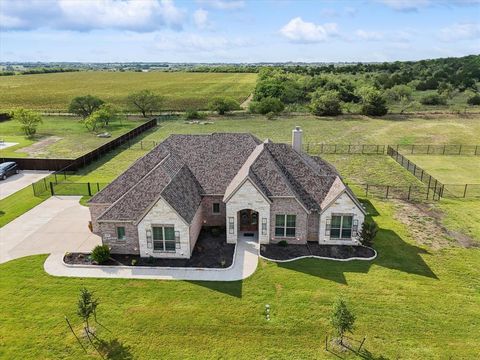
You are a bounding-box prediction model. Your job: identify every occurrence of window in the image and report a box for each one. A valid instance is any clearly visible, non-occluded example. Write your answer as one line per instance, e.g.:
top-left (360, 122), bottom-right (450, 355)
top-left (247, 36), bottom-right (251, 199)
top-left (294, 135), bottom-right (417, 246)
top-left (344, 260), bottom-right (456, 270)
top-left (116, 226), bottom-right (126, 241)
top-left (275, 214), bottom-right (296, 237)
top-left (212, 203), bottom-right (221, 214)
top-left (152, 226), bottom-right (176, 252)
top-left (329, 215), bottom-right (353, 239)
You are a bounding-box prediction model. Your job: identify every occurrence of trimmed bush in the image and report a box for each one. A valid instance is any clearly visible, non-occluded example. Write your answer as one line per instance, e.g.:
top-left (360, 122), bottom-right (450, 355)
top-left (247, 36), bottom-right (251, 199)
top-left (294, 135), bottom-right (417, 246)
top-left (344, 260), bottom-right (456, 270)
top-left (420, 93), bottom-right (447, 105)
top-left (91, 245), bottom-right (110, 264)
top-left (278, 240), bottom-right (288, 247)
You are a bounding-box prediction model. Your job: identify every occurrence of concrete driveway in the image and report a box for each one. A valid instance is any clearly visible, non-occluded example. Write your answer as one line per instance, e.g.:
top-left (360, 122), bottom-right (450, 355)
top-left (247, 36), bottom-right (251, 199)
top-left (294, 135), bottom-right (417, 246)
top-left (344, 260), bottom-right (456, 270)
top-left (0, 170), bottom-right (52, 200)
top-left (0, 196), bottom-right (100, 264)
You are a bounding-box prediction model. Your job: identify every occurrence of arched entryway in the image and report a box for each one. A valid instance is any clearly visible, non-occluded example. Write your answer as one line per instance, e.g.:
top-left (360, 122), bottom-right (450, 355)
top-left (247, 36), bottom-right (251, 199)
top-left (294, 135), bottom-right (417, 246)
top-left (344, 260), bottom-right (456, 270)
top-left (237, 209), bottom-right (259, 241)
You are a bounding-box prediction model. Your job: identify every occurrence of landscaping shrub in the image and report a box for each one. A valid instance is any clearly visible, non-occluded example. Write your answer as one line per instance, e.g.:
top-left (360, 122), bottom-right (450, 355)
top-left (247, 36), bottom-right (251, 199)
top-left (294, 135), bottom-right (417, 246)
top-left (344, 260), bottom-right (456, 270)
top-left (467, 93), bottom-right (480, 106)
top-left (211, 227), bottom-right (221, 237)
top-left (359, 221), bottom-right (378, 247)
top-left (131, 259), bottom-right (137, 266)
top-left (91, 245), bottom-right (110, 264)
top-left (310, 90), bottom-right (342, 116)
top-left (278, 240), bottom-right (288, 247)
top-left (420, 93), bottom-right (447, 105)
top-left (249, 97), bottom-right (285, 115)
top-left (208, 96), bottom-right (239, 115)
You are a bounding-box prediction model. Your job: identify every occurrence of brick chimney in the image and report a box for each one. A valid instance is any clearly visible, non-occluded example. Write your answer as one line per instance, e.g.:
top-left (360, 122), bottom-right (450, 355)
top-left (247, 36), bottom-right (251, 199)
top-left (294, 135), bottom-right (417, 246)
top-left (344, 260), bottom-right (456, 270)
top-left (292, 126), bottom-right (303, 152)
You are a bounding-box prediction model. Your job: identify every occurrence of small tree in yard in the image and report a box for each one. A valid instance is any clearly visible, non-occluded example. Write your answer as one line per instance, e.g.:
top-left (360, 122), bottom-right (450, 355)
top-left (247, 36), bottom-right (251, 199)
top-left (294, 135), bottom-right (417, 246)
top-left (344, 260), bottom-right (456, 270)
top-left (84, 104), bottom-right (117, 131)
top-left (208, 96), bottom-right (239, 115)
top-left (330, 298), bottom-right (356, 345)
top-left (77, 288), bottom-right (98, 334)
top-left (127, 89), bottom-right (163, 117)
top-left (69, 95), bottom-right (104, 119)
top-left (13, 108), bottom-right (43, 138)
top-left (310, 90), bottom-right (342, 116)
top-left (359, 221), bottom-right (378, 247)
top-left (249, 97), bottom-right (285, 115)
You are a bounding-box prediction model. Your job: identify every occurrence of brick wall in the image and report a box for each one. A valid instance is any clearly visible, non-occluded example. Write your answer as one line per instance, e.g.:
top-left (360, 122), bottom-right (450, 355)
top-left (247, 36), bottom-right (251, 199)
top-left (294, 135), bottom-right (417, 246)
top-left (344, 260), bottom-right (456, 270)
top-left (269, 197), bottom-right (308, 244)
top-left (89, 204), bottom-right (110, 234)
top-left (201, 195), bottom-right (226, 227)
top-left (98, 222), bottom-right (140, 254)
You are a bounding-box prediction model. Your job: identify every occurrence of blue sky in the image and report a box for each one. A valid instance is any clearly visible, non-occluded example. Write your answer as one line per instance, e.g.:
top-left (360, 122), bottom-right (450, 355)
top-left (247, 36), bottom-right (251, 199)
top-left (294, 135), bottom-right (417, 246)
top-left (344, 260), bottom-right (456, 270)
top-left (1, 0), bottom-right (479, 63)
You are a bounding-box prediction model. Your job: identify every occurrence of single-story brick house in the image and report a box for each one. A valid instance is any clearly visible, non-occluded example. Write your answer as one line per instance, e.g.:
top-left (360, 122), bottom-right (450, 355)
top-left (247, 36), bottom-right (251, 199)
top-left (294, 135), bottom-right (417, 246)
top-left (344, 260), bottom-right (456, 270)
top-left (89, 127), bottom-right (366, 258)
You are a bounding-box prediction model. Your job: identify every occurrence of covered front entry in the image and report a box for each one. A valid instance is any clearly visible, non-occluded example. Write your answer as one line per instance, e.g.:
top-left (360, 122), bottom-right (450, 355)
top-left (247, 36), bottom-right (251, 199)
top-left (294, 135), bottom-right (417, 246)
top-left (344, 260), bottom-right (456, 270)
top-left (237, 209), bottom-right (259, 241)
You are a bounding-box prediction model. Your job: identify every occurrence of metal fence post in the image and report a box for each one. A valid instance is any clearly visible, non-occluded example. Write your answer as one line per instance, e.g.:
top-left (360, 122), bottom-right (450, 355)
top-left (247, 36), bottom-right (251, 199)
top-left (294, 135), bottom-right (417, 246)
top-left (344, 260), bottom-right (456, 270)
top-left (408, 186), bottom-right (411, 200)
top-left (386, 185), bottom-right (390, 199)
top-left (463, 184), bottom-right (468, 198)
top-left (49, 182), bottom-right (54, 196)
top-left (87, 182), bottom-right (92, 196)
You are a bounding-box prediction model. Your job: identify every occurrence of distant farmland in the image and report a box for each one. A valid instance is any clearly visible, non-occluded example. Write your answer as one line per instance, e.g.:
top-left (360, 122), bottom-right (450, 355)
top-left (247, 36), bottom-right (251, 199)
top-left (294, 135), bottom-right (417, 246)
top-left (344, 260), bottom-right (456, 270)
top-left (0, 71), bottom-right (257, 111)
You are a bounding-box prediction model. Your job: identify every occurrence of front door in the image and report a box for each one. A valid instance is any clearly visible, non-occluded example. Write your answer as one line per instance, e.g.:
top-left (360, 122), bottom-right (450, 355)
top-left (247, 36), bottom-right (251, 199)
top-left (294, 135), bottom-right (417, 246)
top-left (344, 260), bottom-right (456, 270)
top-left (239, 209), bottom-right (258, 232)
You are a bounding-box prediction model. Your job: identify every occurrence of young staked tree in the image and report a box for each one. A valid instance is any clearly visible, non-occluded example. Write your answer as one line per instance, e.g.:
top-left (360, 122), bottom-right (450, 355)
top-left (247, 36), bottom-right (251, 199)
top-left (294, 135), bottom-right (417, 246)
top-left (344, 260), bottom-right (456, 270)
top-left (69, 95), bottom-right (105, 119)
top-left (330, 298), bottom-right (356, 345)
top-left (77, 288), bottom-right (99, 334)
top-left (12, 108), bottom-right (43, 138)
top-left (127, 89), bottom-right (164, 117)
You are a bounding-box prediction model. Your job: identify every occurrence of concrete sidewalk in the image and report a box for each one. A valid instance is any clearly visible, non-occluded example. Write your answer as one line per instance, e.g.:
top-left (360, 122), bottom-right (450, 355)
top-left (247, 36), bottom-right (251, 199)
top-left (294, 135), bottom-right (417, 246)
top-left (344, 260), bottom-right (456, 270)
top-left (0, 196), bottom-right (100, 264)
top-left (44, 238), bottom-right (259, 281)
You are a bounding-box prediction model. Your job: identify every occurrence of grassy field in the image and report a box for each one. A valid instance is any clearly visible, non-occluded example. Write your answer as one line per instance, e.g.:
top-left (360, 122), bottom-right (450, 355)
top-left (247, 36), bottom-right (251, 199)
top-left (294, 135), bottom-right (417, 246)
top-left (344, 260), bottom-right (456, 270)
top-left (1, 199), bottom-right (479, 359)
top-left (408, 155), bottom-right (480, 184)
top-left (0, 72), bottom-right (257, 112)
top-left (0, 116), bottom-right (146, 158)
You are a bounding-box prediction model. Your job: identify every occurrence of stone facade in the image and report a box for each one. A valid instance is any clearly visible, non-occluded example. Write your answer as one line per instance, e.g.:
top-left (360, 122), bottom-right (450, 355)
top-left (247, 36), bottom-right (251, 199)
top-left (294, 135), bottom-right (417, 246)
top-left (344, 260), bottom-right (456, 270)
top-left (137, 197), bottom-right (191, 258)
top-left (201, 195), bottom-right (226, 227)
top-left (319, 192), bottom-right (365, 244)
top-left (269, 197), bottom-right (308, 244)
top-left (98, 221), bottom-right (140, 255)
top-left (225, 179), bottom-right (271, 244)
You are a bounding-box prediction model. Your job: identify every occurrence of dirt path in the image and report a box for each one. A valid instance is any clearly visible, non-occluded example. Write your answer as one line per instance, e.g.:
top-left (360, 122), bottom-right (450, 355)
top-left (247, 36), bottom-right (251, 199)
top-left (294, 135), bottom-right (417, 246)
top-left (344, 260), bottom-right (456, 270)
top-left (240, 93), bottom-right (253, 109)
top-left (15, 136), bottom-right (61, 156)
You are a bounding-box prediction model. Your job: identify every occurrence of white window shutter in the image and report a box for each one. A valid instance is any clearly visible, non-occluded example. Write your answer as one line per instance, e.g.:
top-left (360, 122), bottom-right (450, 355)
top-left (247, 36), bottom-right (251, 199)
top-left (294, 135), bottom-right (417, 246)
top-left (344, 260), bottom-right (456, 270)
top-left (325, 218), bottom-right (331, 236)
top-left (175, 231), bottom-right (180, 249)
top-left (146, 230), bottom-right (152, 249)
top-left (353, 219), bottom-right (358, 237)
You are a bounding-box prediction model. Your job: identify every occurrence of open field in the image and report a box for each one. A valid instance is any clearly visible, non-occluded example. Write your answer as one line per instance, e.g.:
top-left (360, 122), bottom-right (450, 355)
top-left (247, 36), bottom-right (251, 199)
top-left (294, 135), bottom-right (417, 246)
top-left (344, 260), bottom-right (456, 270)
top-left (0, 116), bottom-right (145, 158)
top-left (408, 155), bottom-right (480, 184)
top-left (1, 199), bottom-right (479, 359)
top-left (0, 72), bottom-right (257, 112)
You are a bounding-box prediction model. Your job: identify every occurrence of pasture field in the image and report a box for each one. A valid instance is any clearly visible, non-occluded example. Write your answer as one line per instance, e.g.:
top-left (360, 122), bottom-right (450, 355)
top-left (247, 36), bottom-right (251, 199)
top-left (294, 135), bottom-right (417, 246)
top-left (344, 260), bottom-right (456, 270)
top-left (0, 72), bottom-right (257, 112)
top-left (1, 200), bottom-right (480, 359)
top-left (407, 155), bottom-right (480, 184)
top-left (0, 116), bottom-right (146, 158)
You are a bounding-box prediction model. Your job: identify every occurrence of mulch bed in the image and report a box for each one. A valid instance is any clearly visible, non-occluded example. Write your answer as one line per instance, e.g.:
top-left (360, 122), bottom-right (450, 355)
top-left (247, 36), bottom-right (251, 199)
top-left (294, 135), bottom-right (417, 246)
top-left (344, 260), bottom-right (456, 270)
top-left (260, 242), bottom-right (375, 261)
top-left (64, 228), bottom-right (235, 268)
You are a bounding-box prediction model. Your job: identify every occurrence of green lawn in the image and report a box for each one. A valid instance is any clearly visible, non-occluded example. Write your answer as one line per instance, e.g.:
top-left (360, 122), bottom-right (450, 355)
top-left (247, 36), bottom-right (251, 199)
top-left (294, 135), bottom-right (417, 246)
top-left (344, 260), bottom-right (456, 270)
top-left (0, 116), bottom-right (146, 158)
top-left (0, 199), bottom-right (479, 359)
top-left (408, 155), bottom-right (480, 184)
top-left (436, 199), bottom-right (480, 243)
top-left (0, 72), bottom-right (257, 112)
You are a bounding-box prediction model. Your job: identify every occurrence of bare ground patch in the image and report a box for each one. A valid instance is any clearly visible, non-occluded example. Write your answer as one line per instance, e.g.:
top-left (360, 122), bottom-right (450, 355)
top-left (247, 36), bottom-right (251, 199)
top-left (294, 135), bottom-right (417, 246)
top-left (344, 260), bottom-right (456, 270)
top-left (392, 200), bottom-right (477, 249)
top-left (15, 136), bottom-right (62, 156)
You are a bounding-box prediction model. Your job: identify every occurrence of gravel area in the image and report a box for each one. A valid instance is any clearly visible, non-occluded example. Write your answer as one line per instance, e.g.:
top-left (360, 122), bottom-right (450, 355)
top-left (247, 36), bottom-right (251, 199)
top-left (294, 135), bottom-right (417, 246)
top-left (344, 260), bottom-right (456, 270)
top-left (260, 242), bottom-right (375, 261)
top-left (64, 227), bottom-right (235, 268)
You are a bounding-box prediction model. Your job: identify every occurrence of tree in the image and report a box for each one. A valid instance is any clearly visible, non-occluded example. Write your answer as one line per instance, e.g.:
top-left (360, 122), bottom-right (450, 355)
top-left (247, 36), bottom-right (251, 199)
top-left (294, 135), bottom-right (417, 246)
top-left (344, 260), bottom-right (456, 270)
top-left (77, 288), bottom-right (98, 333)
top-left (384, 85), bottom-right (413, 113)
top-left (249, 97), bottom-right (285, 115)
top-left (127, 89), bottom-right (163, 117)
top-left (12, 108), bottom-right (43, 138)
top-left (359, 221), bottom-right (378, 247)
top-left (330, 298), bottom-right (356, 345)
top-left (208, 96), bottom-right (239, 115)
top-left (69, 95), bottom-right (104, 119)
top-left (358, 87), bottom-right (388, 116)
top-left (420, 93), bottom-right (447, 105)
top-left (309, 90), bottom-right (342, 116)
top-left (83, 105), bottom-right (117, 132)
top-left (467, 93), bottom-right (480, 106)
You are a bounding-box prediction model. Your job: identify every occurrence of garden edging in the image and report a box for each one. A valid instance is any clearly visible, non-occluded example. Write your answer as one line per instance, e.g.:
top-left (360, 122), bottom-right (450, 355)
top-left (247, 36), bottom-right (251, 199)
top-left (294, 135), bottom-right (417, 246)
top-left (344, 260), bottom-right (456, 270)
top-left (259, 246), bottom-right (377, 263)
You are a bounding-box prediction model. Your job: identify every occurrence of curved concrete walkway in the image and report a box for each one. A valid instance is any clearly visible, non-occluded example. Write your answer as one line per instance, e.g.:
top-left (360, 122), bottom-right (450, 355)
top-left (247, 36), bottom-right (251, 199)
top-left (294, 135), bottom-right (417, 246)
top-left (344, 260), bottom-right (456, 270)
top-left (44, 238), bottom-right (259, 281)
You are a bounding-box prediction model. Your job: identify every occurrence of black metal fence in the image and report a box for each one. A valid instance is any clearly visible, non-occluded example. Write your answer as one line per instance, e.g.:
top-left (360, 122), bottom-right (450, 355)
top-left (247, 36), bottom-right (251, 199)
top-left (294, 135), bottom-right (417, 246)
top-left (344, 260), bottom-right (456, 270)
top-left (33, 179), bottom-right (109, 197)
top-left (387, 146), bottom-right (444, 200)
top-left (305, 143), bottom-right (387, 155)
top-left (394, 144), bottom-right (480, 156)
top-left (349, 183), bottom-right (431, 201)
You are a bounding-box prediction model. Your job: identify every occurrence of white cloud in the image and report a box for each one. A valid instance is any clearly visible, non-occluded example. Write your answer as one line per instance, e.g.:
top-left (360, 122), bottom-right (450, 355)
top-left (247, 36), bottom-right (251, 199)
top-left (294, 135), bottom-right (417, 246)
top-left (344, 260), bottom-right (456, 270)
top-left (280, 17), bottom-right (338, 43)
top-left (355, 29), bottom-right (384, 40)
top-left (377, 0), bottom-right (431, 11)
top-left (0, 0), bottom-right (186, 31)
top-left (440, 22), bottom-right (480, 41)
top-left (154, 32), bottom-right (251, 52)
top-left (193, 8), bottom-right (209, 29)
top-left (196, 0), bottom-right (245, 10)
